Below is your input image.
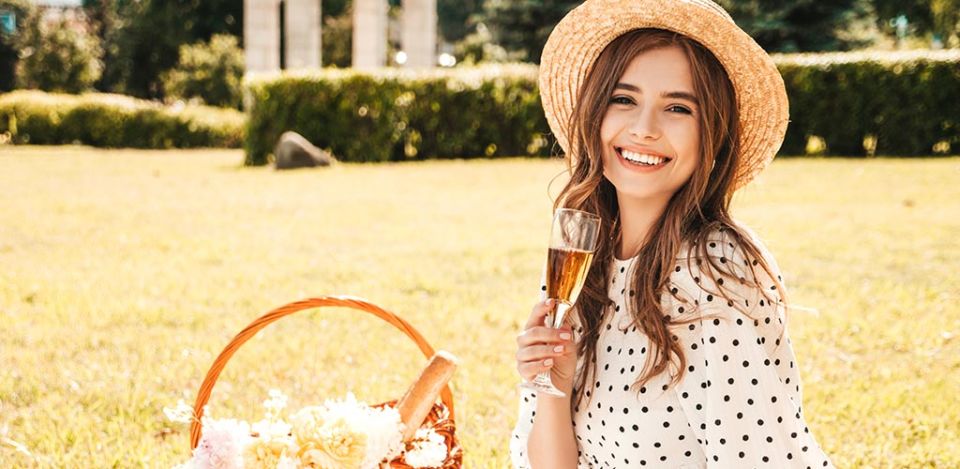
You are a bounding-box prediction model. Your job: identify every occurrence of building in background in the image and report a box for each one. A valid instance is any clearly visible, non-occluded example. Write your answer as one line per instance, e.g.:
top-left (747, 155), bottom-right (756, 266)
top-left (244, 0), bottom-right (438, 73)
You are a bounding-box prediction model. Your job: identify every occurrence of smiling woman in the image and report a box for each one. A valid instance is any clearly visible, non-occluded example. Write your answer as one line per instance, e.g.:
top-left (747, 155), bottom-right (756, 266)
top-left (511, 0), bottom-right (835, 468)
top-left (600, 43), bottom-right (704, 214)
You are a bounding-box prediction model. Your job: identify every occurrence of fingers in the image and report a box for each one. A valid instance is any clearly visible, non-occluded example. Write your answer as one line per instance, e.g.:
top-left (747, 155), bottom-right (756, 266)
top-left (516, 326), bottom-right (573, 348)
top-left (517, 358), bottom-right (554, 382)
top-left (516, 343), bottom-right (574, 363)
top-left (523, 298), bottom-right (556, 330)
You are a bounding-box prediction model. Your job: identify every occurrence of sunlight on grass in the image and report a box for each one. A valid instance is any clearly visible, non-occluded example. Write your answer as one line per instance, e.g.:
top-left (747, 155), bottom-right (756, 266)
top-left (1, 146), bottom-right (958, 467)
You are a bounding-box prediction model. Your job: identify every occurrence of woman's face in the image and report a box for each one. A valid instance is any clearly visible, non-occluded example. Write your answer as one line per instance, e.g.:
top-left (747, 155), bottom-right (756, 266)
top-left (600, 45), bottom-right (701, 204)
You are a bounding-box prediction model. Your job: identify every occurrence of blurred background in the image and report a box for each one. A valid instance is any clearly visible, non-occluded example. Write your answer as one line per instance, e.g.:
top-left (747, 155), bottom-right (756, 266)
top-left (1, 1), bottom-right (958, 467)
top-left (1, 0), bottom-right (959, 160)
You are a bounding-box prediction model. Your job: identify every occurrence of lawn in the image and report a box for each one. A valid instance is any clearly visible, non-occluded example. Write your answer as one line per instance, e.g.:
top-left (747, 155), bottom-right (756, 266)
top-left (0, 146), bottom-right (958, 468)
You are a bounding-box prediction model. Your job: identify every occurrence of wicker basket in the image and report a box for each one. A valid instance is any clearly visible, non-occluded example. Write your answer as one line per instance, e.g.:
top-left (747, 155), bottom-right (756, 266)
top-left (189, 295), bottom-right (463, 468)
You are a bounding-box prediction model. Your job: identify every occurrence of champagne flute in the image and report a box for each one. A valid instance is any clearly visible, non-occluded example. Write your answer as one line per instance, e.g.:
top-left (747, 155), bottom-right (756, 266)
top-left (522, 208), bottom-right (600, 397)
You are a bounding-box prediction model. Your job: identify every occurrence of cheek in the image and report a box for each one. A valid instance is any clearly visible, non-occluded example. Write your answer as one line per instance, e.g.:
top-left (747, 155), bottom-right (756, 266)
top-left (600, 109), bottom-right (626, 145)
top-left (672, 122), bottom-right (700, 159)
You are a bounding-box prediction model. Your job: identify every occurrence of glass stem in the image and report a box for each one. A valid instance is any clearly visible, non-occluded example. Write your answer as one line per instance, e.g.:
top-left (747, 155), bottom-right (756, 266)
top-left (551, 302), bottom-right (572, 329)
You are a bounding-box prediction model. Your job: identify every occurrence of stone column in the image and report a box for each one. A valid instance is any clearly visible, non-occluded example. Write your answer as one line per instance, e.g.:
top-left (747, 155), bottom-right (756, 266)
top-left (244, 0), bottom-right (281, 72)
top-left (352, 0), bottom-right (388, 69)
top-left (284, 0), bottom-right (322, 69)
top-left (401, 0), bottom-right (436, 68)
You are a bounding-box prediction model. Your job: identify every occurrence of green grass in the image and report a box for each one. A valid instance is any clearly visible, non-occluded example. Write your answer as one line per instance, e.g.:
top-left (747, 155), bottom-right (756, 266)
top-left (0, 146), bottom-right (958, 468)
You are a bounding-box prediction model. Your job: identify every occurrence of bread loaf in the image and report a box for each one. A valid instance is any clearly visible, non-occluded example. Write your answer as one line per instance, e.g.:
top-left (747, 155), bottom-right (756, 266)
top-left (395, 350), bottom-right (458, 441)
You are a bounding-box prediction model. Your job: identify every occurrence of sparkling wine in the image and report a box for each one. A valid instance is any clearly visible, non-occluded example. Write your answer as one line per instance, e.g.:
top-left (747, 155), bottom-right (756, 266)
top-left (546, 247), bottom-right (594, 305)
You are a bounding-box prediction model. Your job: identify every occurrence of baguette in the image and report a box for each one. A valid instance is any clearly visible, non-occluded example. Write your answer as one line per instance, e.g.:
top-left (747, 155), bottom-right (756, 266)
top-left (396, 350), bottom-right (458, 441)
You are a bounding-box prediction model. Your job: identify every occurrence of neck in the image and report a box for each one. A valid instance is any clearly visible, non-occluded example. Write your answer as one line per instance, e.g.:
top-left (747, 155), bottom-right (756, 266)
top-left (615, 193), bottom-right (671, 260)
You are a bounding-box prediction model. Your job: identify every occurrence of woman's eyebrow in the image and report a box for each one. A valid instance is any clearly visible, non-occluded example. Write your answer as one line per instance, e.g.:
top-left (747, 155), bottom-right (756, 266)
top-left (613, 83), bottom-right (699, 105)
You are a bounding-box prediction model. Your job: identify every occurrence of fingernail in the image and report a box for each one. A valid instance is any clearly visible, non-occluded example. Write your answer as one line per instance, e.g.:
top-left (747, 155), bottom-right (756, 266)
top-left (553, 345), bottom-right (564, 353)
top-left (559, 332), bottom-right (571, 340)
top-left (544, 358), bottom-right (554, 366)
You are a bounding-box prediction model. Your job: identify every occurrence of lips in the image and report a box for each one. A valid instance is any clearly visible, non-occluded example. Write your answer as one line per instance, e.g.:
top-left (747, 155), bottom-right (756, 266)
top-left (615, 147), bottom-right (672, 168)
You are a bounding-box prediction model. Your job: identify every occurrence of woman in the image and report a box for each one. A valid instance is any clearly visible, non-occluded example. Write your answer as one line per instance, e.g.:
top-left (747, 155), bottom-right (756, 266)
top-left (511, 0), bottom-right (834, 467)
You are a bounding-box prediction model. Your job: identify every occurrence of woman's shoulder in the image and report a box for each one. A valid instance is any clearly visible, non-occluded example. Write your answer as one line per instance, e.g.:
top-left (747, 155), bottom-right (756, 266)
top-left (675, 221), bottom-right (778, 270)
top-left (668, 221), bottom-right (784, 308)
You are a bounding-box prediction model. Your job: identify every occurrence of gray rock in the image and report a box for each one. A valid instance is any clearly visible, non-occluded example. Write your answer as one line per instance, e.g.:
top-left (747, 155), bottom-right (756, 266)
top-left (273, 131), bottom-right (335, 169)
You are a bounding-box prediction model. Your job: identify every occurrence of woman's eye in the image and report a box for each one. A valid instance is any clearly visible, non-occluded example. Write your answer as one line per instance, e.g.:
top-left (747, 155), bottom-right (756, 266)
top-left (610, 96), bottom-right (634, 105)
top-left (667, 105), bottom-right (692, 114)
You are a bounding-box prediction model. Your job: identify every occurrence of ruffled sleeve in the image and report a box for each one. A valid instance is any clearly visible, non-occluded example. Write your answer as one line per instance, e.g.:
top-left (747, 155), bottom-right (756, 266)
top-left (510, 269), bottom-right (547, 469)
top-left (510, 269), bottom-right (586, 468)
top-left (670, 229), bottom-right (835, 468)
top-left (510, 386), bottom-right (538, 469)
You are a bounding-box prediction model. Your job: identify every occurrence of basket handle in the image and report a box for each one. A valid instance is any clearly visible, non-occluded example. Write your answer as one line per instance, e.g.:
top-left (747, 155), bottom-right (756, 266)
top-left (190, 295), bottom-right (455, 449)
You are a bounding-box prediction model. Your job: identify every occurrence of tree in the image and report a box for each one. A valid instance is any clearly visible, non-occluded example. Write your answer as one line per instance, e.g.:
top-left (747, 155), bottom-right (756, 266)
top-left (161, 34), bottom-right (244, 108)
top-left (0, 0), bottom-right (33, 91)
top-left (870, 0), bottom-right (933, 36)
top-left (438, 0), bottom-right (485, 43)
top-left (930, 0), bottom-right (960, 46)
top-left (17, 14), bottom-right (102, 92)
top-left (322, 6), bottom-right (352, 67)
top-left (481, 0), bottom-right (579, 63)
top-left (83, 0), bottom-right (242, 99)
top-left (717, 0), bottom-right (875, 52)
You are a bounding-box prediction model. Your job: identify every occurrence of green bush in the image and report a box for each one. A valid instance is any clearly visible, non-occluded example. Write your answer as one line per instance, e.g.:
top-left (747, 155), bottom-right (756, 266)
top-left (243, 52), bottom-right (960, 165)
top-left (0, 90), bottom-right (245, 148)
top-left (16, 15), bottom-right (102, 93)
top-left (161, 34), bottom-right (244, 109)
top-left (775, 50), bottom-right (960, 156)
top-left (243, 65), bottom-right (552, 165)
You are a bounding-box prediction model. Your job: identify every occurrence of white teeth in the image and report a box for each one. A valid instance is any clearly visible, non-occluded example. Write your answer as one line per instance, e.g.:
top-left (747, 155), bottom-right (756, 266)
top-left (620, 149), bottom-right (666, 166)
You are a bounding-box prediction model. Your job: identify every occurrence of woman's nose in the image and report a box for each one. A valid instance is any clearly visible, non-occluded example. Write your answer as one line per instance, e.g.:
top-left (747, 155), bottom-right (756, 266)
top-left (628, 108), bottom-right (661, 140)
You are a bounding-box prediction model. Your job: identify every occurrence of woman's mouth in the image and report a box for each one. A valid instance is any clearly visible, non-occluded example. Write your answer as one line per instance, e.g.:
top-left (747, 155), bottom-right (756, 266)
top-left (615, 147), bottom-right (672, 169)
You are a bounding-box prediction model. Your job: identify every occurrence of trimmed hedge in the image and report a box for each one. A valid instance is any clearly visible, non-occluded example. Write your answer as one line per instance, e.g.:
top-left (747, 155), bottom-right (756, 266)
top-left (774, 50), bottom-right (960, 156)
top-left (0, 90), bottom-right (245, 148)
top-left (243, 65), bottom-right (552, 165)
top-left (245, 51), bottom-right (960, 164)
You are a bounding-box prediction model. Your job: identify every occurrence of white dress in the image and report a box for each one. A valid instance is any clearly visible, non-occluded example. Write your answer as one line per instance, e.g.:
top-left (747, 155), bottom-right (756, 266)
top-left (510, 229), bottom-right (835, 468)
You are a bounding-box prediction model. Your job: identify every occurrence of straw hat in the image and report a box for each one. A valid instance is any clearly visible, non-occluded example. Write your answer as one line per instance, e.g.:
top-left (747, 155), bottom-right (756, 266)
top-left (539, 0), bottom-right (789, 189)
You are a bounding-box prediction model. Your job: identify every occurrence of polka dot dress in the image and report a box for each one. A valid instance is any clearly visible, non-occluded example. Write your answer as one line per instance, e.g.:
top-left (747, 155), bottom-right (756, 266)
top-left (511, 229), bottom-right (835, 468)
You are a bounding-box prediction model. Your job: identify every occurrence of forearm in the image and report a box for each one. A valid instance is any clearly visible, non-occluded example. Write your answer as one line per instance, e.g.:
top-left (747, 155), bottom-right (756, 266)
top-left (527, 395), bottom-right (578, 469)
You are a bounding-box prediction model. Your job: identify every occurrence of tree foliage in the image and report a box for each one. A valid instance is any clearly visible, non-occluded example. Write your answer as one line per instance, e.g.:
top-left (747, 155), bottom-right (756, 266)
top-left (0, 0), bottom-right (33, 91)
top-left (707, 0), bottom-right (875, 52)
top-left (17, 14), bottom-right (102, 93)
top-left (480, 0), bottom-right (579, 64)
top-left (83, 0), bottom-right (241, 99)
top-left (161, 34), bottom-right (244, 108)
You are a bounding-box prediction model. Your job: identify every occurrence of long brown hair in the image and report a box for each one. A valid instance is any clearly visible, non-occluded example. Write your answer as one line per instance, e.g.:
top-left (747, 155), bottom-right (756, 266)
top-left (554, 29), bottom-right (785, 408)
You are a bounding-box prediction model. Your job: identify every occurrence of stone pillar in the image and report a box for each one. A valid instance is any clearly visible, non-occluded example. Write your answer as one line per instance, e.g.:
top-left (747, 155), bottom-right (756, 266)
top-left (244, 0), bottom-right (281, 72)
top-left (284, 0), bottom-right (322, 69)
top-left (401, 0), bottom-right (436, 68)
top-left (353, 0), bottom-right (388, 69)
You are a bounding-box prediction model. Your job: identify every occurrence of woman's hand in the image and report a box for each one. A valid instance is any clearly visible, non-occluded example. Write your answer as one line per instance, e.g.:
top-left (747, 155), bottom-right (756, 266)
top-left (516, 299), bottom-right (578, 396)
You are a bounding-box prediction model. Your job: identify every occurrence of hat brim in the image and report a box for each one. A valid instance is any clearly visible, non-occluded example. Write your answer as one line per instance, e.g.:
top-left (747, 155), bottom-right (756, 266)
top-left (539, 0), bottom-right (789, 190)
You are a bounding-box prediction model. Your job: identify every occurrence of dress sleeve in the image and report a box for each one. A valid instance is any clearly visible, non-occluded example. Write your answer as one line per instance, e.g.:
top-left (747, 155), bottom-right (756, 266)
top-left (671, 231), bottom-right (835, 468)
top-left (510, 387), bottom-right (538, 469)
top-left (510, 268), bottom-right (548, 469)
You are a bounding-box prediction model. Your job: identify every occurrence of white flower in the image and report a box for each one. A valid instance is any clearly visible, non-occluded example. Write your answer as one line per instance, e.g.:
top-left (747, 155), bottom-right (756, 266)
top-left (290, 405), bottom-right (362, 468)
top-left (354, 405), bottom-right (404, 468)
top-left (323, 395), bottom-right (404, 468)
top-left (186, 417), bottom-right (252, 469)
top-left (403, 428), bottom-right (448, 468)
top-left (289, 394), bottom-right (405, 469)
top-left (164, 399), bottom-right (196, 424)
top-left (245, 418), bottom-right (296, 468)
top-left (263, 389), bottom-right (289, 421)
top-left (275, 454), bottom-right (300, 469)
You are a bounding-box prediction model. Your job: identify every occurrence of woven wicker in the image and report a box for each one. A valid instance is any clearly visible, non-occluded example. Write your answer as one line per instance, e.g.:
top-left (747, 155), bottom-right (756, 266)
top-left (189, 295), bottom-right (462, 467)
